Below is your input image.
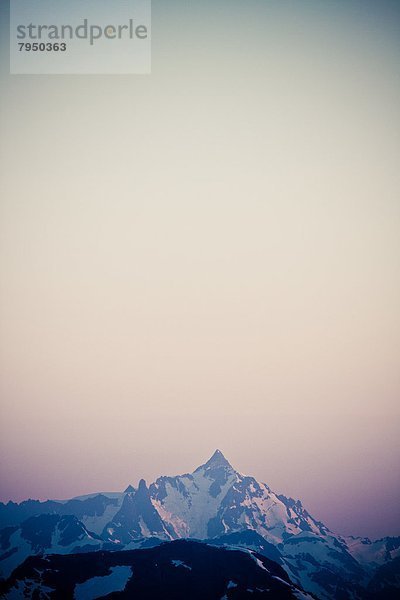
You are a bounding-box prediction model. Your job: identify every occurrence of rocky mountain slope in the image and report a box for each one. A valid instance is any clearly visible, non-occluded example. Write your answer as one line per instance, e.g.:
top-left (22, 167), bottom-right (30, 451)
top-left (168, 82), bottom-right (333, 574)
top-left (0, 539), bottom-right (314, 600)
top-left (1, 450), bottom-right (399, 599)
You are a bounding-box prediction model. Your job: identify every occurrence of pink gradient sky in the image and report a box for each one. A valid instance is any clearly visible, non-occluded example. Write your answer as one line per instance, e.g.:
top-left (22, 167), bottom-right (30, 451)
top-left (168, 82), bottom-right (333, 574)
top-left (0, 0), bottom-right (399, 539)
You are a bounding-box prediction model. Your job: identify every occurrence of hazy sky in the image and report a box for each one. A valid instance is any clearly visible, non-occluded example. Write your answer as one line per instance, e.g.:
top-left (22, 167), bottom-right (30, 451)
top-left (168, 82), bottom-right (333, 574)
top-left (0, 0), bottom-right (399, 539)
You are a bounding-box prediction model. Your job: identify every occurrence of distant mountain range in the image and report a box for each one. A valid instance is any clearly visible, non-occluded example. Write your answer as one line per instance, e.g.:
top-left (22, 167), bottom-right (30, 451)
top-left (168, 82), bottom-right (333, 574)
top-left (0, 450), bottom-right (399, 599)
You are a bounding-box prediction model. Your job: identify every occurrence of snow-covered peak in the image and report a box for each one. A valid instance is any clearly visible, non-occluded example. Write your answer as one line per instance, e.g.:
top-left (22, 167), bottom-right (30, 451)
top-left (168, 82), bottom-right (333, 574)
top-left (194, 449), bottom-right (234, 473)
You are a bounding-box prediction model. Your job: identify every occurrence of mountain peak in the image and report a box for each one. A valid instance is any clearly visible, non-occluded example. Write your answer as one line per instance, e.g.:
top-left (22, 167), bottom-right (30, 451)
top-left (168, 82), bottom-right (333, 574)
top-left (138, 479), bottom-right (148, 492)
top-left (211, 448), bottom-right (225, 459)
top-left (198, 449), bottom-right (234, 471)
